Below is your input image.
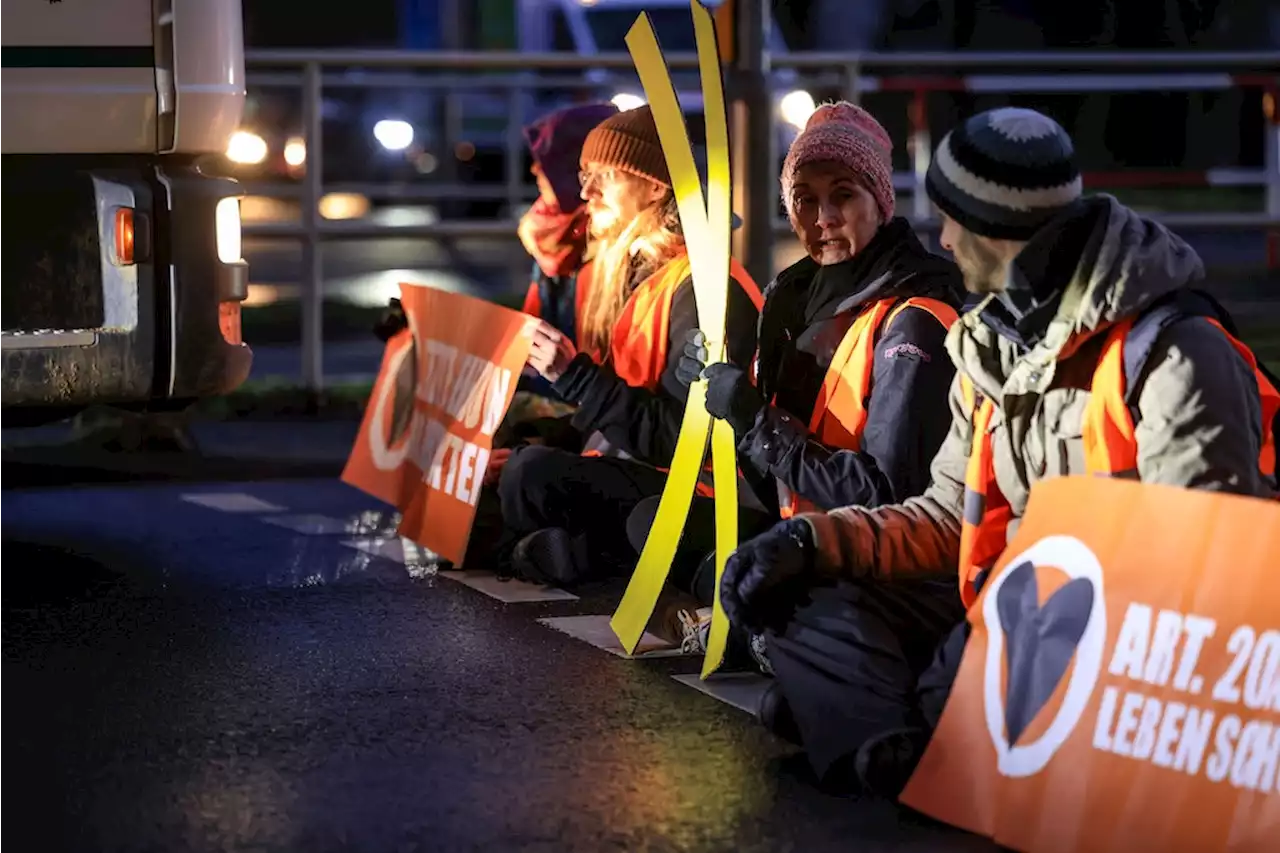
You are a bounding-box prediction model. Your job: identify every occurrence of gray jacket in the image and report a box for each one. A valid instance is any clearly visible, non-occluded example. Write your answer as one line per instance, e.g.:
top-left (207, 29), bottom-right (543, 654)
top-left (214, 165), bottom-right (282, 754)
top-left (802, 196), bottom-right (1275, 581)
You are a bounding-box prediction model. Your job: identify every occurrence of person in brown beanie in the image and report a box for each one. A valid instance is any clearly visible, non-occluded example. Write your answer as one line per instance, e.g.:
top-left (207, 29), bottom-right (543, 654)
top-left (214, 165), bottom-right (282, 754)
top-left (623, 101), bottom-right (968, 773)
top-left (484, 105), bottom-right (765, 587)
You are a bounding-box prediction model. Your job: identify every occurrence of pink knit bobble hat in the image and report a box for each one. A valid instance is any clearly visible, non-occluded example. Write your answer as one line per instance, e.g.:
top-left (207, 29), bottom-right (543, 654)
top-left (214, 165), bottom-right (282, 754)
top-left (780, 101), bottom-right (895, 223)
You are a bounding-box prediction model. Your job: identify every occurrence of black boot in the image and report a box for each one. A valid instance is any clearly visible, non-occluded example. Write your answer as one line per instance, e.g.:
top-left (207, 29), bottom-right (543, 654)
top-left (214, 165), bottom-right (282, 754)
top-left (756, 680), bottom-right (802, 745)
top-left (510, 527), bottom-right (589, 586)
top-left (851, 727), bottom-right (931, 799)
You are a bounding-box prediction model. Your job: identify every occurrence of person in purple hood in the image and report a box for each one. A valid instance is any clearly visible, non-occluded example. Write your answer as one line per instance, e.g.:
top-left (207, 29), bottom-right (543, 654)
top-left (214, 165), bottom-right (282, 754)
top-left (517, 101), bottom-right (618, 346)
top-left (373, 101), bottom-right (617, 348)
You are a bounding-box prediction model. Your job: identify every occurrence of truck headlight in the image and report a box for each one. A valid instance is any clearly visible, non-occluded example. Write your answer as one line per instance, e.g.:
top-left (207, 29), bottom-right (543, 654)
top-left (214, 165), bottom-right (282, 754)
top-left (226, 130), bottom-right (268, 165)
top-left (215, 198), bottom-right (243, 264)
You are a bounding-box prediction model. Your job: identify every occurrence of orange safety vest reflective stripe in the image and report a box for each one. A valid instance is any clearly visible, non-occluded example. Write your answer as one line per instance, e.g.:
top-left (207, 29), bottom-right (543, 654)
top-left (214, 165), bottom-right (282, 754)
top-left (957, 317), bottom-right (1280, 607)
top-left (777, 296), bottom-right (960, 519)
top-left (581, 251), bottom-right (764, 496)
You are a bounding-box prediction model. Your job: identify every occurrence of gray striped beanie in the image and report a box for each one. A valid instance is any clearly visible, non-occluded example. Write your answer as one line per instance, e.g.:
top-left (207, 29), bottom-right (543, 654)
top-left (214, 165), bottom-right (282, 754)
top-left (925, 107), bottom-right (1082, 241)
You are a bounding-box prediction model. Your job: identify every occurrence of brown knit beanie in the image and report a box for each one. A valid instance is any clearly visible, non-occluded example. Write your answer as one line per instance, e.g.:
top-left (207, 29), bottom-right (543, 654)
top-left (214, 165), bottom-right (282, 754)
top-left (579, 105), bottom-right (671, 188)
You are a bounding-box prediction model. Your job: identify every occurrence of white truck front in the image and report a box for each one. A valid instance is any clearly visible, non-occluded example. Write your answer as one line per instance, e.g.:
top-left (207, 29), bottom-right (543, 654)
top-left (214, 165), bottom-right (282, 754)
top-left (1, 0), bottom-right (252, 424)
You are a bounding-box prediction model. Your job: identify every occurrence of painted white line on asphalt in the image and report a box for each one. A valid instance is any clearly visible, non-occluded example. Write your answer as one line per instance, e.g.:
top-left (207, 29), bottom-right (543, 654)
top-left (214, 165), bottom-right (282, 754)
top-left (342, 538), bottom-right (577, 600)
top-left (343, 535), bottom-right (435, 562)
top-left (181, 492), bottom-right (285, 513)
top-left (671, 672), bottom-right (771, 717)
top-left (440, 570), bottom-right (579, 603)
top-left (261, 514), bottom-right (357, 535)
top-left (538, 614), bottom-right (690, 659)
top-left (340, 536), bottom-right (439, 579)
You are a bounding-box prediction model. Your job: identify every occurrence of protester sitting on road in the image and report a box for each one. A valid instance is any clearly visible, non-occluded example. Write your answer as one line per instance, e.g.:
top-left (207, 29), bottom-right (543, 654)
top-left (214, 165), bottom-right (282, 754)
top-left (718, 107), bottom-right (1280, 798)
top-left (373, 104), bottom-right (618, 471)
top-left (516, 102), bottom-right (619, 355)
top-left (481, 105), bottom-right (765, 586)
top-left (624, 102), bottom-right (965, 652)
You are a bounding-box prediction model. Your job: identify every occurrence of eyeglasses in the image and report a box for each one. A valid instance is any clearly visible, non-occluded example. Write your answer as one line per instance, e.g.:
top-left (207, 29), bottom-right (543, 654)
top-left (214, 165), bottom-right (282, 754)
top-left (578, 167), bottom-right (618, 190)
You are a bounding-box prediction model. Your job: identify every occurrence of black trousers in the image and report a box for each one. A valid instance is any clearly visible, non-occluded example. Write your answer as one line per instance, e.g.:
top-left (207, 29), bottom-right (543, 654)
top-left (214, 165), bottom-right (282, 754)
top-left (766, 578), bottom-right (969, 778)
top-left (471, 445), bottom-right (669, 578)
top-left (626, 494), bottom-right (777, 605)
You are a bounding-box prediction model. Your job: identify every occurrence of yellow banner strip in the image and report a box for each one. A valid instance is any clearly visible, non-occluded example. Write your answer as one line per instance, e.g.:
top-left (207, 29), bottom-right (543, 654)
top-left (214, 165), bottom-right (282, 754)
top-left (691, 2), bottom-right (738, 678)
top-left (610, 2), bottom-right (738, 679)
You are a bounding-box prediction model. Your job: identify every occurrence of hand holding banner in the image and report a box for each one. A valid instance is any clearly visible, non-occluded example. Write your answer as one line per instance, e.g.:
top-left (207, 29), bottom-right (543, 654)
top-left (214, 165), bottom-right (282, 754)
top-left (609, 1), bottom-right (740, 677)
top-left (343, 284), bottom-right (534, 565)
top-left (901, 476), bottom-right (1280, 853)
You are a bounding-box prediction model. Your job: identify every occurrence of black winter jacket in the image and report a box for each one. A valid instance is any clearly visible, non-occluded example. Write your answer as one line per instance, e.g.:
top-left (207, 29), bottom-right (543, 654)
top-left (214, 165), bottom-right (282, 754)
top-left (744, 218), bottom-right (964, 513)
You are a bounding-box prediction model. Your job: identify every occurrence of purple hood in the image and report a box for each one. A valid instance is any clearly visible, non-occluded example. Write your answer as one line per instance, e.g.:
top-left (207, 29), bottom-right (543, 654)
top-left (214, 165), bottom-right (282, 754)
top-left (523, 102), bottom-right (619, 212)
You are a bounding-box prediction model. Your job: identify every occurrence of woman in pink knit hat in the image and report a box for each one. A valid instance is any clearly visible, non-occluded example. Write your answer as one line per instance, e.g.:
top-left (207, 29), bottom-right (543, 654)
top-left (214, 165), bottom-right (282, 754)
top-left (628, 102), bottom-right (968, 790)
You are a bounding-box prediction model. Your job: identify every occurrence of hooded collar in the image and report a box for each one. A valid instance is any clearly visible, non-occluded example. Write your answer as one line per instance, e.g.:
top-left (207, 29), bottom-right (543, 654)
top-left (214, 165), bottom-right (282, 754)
top-left (788, 217), bottom-right (965, 326)
top-left (950, 195), bottom-right (1206, 402)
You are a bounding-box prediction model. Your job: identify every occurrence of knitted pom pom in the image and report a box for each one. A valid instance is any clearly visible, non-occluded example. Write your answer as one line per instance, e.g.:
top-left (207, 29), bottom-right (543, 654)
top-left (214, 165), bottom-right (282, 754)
top-left (805, 101), bottom-right (892, 154)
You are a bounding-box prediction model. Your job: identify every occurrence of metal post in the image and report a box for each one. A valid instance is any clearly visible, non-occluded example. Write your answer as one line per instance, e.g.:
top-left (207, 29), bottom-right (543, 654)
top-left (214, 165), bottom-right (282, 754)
top-left (440, 0), bottom-right (464, 185)
top-left (505, 85), bottom-right (523, 215)
top-left (1266, 87), bottom-right (1280, 271)
top-left (729, 0), bottom-right (774, 288)
top-left (842, 62), bottom-right (863, 105)
top-left (909, 88), bottom-right (931, 222)
top-left (301, 61), bottom-right (324, 393)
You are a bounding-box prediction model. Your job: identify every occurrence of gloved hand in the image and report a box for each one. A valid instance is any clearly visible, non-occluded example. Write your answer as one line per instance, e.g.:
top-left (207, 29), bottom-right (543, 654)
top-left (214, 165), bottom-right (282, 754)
top-left (720, 518), bottom-right (816, 633)
top-left (675, 329), bottom-right (708, 388)
top-left (374, 297), bottom-right (408, 343)
top-left (703, 362), bottom-right (764, 436)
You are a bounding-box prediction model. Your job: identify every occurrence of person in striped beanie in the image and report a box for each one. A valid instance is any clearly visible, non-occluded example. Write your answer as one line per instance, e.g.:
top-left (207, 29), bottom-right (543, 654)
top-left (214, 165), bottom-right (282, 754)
top-left (924, 106), bottom-right (1083, 296)
top-left (717, 105), bottom-right (1279, 799)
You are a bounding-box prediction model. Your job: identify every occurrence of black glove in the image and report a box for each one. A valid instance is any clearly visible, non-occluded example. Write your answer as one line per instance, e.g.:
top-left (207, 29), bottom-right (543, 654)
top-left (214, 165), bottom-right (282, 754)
top-left (374, 297), bottom-right (408, 343)
top-left (675, 329), bottom-right (708, 388)
top-left (703, 362), bottom-right (764, 435)
top-left (720, 518), bottom-right (816, 633)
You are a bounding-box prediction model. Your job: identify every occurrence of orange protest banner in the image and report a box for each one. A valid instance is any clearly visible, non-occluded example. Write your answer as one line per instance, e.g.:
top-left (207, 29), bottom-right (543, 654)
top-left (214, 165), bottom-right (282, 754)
top-left (342, 284), bottom-right (533, 565)
top-left (901, 476), bottom-right (1280, 853)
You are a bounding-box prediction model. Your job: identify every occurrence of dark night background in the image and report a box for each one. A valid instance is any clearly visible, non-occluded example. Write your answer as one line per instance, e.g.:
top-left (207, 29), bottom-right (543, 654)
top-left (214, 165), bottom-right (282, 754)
top-left (239, 0), bottom-right (1280, 174)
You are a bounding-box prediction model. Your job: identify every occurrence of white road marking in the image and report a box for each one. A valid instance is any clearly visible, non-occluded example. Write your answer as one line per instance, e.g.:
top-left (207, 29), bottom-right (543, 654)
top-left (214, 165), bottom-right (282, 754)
top-left (261, 514), bottom-right (358, 535)
top-left (181, 492), bottom-right (284, 513)
top-left (440, 570), bottom-right (579, 603)
top-left (343, 535), bottom-right (435, 561)
top-left (671, 672), bottom-right (771, 717)
top-left (538, 614), bottom-right (690, 659)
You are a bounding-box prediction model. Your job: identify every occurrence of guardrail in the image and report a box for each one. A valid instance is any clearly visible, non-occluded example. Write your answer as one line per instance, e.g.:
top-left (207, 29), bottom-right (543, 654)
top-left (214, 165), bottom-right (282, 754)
top-left (240, 48), bottom-right (1280, 391)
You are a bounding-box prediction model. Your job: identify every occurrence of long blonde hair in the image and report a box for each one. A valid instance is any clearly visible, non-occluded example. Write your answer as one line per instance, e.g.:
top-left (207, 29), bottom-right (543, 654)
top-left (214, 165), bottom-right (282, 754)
top-left (579, 183), bottom-right (684, 360)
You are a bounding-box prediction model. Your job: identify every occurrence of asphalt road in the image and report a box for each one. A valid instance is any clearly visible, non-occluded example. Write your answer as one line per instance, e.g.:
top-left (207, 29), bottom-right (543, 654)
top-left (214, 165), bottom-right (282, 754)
top-left (249, 340), bottom-right (387, 385)
top-left (3, 468), bottom-right (995, 853)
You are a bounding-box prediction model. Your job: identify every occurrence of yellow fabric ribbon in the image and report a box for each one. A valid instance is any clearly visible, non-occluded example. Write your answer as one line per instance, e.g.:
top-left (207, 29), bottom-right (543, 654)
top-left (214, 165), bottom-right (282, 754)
top-left (609, 1), bottom-right (738, 678)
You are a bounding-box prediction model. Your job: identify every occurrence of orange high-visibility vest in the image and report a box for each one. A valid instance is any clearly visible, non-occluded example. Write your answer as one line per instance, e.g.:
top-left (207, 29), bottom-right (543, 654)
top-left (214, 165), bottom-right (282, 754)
top-left (957, 316), bottom-right (1280, 607)
top-left (607, 252), bottom-right (762, 391)
top-left (522, 260), bottom-right (596, 359)
top-left (777, 296), bottom-right (960, 518)
top-left (580, 250), bottom-right (764, 495)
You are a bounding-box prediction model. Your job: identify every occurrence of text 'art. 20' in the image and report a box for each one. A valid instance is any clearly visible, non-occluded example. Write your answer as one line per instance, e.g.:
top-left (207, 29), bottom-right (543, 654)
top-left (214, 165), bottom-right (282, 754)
top-left (1095, 603), bottom-right (1280, 794)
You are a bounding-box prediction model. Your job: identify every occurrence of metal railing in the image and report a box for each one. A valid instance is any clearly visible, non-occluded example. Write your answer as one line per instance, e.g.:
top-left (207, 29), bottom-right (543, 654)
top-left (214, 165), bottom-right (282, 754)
top-left (240, 48), bottom-right (1280, 391)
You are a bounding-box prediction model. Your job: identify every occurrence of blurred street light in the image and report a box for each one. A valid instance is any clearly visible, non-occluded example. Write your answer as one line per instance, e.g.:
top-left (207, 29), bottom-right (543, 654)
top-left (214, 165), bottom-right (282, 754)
top-left (374, 119), bottom-right (414, 151)
top-left (226, 130), bottom-right (268, 164)
top-left (611, 92), bottom-right (646, 112)
top-left (780, 89), bottom-right (816, 129)
top-left (284, 136), bottom-right (306, 167)
top-left (318, 192), bottom-right (371, 220)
